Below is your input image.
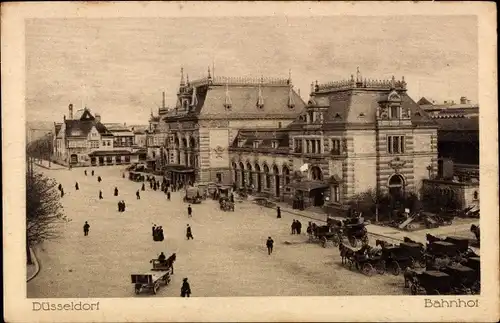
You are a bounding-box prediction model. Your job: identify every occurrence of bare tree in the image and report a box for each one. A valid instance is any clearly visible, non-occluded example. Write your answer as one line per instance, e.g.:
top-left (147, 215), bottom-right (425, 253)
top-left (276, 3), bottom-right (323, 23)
top-left (26, 170), bottom-right (69, 264)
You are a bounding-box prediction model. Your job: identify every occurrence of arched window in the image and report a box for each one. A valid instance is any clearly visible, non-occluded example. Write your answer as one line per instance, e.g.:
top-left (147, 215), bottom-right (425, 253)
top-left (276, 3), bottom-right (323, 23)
top-left (182, 138), bottom-right (187, 148)
top-left (283, 165), bottom-right (291, 187)
top-left (263, 164), bottom-right (270, 189)
top-left (310, 166), bottom-right (323, 181)
top-left (190, 137), bottom-right (196, 149)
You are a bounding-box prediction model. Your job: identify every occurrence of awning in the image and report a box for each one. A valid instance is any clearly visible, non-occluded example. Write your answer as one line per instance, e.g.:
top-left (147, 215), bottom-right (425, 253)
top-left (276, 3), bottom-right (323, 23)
top-left (289, 181), bottom-right (329, 191)
top-left (88, 150), bottom-right (135, 157)
top-left (164, 164), bottom-right (195, 173)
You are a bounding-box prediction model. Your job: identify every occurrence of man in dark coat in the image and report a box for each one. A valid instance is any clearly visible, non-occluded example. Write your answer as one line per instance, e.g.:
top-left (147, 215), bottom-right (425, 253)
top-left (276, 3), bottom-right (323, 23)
top-left (99, 190), bottom-right (103, 200)
top-left (167, 191), bottom-right (171, 201)
top-left (84, 170), bottom-right (87, 176)
top-left (186, 224), bottom-right (194, 240)
top-left (150, 180), bottom-right (153, 189)
top-left (266, 237), bottom-right (274, 255)
top-left (291, 220), bottom-right (296, 234)
top-left (296, 220), bottom-right (302, 234)
top-left (114, 187), bottom-right (118, 196)
top-left (75, 182), bottom-right (79, 190)
top-left (83, 221), bottom-right (90, 236)
top-left (136, 190), bottom-right (141, 200)
top-left (58, 183), bottom-right (62, 191)
top-left (181, 278), bottom-right (191, 297)
top-left (141, 183), bottom-right (145, 191)
top-left (276, 206), bottom-right (281, 218)
top-left (60, 188), bottom-right (65, 198)
top-left (98, 176), bottom-right (102, 182)
top-left (121, 200), bottom-right (126, 212)
top-left (187, 205), bottom-right (192, 218)
top-left (152, 224), bottom-right (156, 237)
top-left (122, 173), bottom-right (125, 178)
top-left (91, 170), bottom-right (94, 176)
top-left (118, 201), bottom-right (122, 212)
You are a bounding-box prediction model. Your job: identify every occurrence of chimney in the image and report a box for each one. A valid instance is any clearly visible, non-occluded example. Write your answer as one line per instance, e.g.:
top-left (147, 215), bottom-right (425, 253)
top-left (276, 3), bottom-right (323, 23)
top-left (95, 114), bottom-right (101, 123)
top-left (460, 96), bottom-right (467, 104)
top-left (69, 103), bottom-right (73, 119)
top-left (444, 100), bottom-right (447, 104)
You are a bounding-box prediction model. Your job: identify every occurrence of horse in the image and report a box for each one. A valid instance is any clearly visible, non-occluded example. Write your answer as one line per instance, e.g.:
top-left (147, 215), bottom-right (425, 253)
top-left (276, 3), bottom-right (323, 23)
top-left (403, 268), bottom-right (419, 288)
top-left (470, 224), bottom-right (480, 241)
top-left (426, 233), bottom-right (442, 244)
top-left (339, 243), bottom-right (355, 265)
top-left (375, 239), bottom-right (394, 249)
top-left (165, 253), bottom-right (177, 275)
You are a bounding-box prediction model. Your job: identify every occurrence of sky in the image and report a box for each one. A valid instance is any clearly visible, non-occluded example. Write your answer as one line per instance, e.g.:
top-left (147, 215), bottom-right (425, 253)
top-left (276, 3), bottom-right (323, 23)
top-left (26, 16), bottom-right (478, 125)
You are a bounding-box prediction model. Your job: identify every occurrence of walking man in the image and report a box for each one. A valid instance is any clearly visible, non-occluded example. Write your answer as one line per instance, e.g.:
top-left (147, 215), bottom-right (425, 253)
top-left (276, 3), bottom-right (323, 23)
top-left (114, 187), bottom-right (119, 196)
top-left (266, 236), bottom-right (274, 255)
top-left (60, 188), bottom-right (65, 198)
top-left (99, 190), bottom-right (103, 200)
top-left (296, 220), bottom-right (302, 234)
top-left (75, 182), bottom-right (79, 190)
top-left (276, 206), bottom-right (281, 218)
top-left (91, 170), bottom-right (95, 176)
top-left (187, 205), bottom-right (192, 218)
top-left (83, 221), bottom-right (90, 236)
top-left (84, 169), bottom-right (87, 176)
top-left (136, 190), bottom-right (141, 200)
top-left (167, 191), bottom-right (171, 201)
top-left (141, 183), bottom-right (145, 191)
top-left (181, 278), bottom-right (191, 297)
top-left (152, 224), bottom-right (156, 237)
top-left (58, 183), bottom-right (62, 191)
top-left (97, 176), bottom-right (102, 182)
top-left (186, 224), bottom-right (194, 240)
top-left (291, 220), bottom-right (296, 234)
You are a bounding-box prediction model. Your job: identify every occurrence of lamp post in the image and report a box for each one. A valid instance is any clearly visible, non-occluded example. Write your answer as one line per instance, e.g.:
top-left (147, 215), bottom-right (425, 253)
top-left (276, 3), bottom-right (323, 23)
top-left (426, 165), bottom-right (433, 179)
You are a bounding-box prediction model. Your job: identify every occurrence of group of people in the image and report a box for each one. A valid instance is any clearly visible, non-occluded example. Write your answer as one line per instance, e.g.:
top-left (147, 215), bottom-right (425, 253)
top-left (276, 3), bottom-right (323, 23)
top-left (84, 169), bottom-right (95, 177)
top-left (118, 200), bottom-right (126, 212)
top-left (152, 224), bottom-right (165, 241)
top-left (291, 219), bottom-right (303, 234)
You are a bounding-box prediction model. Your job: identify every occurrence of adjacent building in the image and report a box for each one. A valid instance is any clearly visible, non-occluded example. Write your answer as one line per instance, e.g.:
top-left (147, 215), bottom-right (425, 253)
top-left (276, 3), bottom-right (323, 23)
top-left (53, 104), bottom-right (139, 167)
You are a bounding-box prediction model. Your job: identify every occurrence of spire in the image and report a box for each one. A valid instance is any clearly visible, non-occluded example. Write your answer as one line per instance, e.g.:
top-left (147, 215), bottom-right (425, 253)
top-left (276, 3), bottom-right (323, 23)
top-left (186, 74), bottom-right (190, 86)
top-left (256, 79), bottom-right (264, 109)
top-left (224, 82), bottom-right (232, 109)
top-left (287, 83), bottom-right (295, 109)
top-left (391, 75), bottom-right (396, 89)
top-left (180, 67), bottom-right (185, 86)
top-left (191, 86), bottom-right (198, 107)
top-left (162, 91), bottom-right (165, 109)
top-left (207, 66), bottom-right (212, 79)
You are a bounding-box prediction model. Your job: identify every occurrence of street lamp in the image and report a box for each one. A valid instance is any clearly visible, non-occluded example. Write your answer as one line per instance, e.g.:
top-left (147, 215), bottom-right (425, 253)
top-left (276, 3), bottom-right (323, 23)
top-left (426, 165), bottom-right (433, 179)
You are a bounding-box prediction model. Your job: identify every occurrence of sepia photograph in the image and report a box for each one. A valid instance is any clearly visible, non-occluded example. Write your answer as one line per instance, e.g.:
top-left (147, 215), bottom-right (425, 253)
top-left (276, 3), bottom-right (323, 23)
top-left (3, 1), bottom-right (498, 322)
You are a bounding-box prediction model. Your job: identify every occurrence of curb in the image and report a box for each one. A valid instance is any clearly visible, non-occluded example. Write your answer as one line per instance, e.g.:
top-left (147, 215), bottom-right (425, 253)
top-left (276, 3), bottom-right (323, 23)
top-left (27, 247), bottom-right (40, 282)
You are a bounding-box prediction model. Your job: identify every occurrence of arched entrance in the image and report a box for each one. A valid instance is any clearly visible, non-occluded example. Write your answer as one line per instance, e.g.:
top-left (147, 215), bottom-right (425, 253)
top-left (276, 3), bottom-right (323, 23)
top-left (273, 165), bottom-right (280, 197)
top-left (310, 166), bottom-right (323, 181)
top-left (254, 163), bottom-right (262, 192)
top-left (246, 162), bottom-right (253, 189)
top-left (232, 162), bottom-right (238, 184)
top-left (239, 162), bottom-right (245, 188)
top-left (388, 174), bottom-right (405, 200)
top-left (282, 165), bottom-right (291, 188)
top-left (263, 164), bottom-right (270, 190)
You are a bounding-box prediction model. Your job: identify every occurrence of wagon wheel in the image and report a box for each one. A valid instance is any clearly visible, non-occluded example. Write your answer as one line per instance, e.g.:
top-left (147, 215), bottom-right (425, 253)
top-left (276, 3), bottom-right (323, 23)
top-left (321, 236), bottom-right (327, 248)
top-left (391, 261), bottom-right (401, 276)
top-left (362, 263), bottom-right (374, 276)
top-left (153, 284), bottom-right (158, 294)
top-left (410, 284), bottom-right (418, 295)
top-left (376, 260), bottom-right (386, 275)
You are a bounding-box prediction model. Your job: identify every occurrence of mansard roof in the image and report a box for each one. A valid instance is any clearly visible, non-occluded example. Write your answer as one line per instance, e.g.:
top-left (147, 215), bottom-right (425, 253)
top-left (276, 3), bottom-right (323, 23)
top-left (230, 128), bottom-right (290, 151)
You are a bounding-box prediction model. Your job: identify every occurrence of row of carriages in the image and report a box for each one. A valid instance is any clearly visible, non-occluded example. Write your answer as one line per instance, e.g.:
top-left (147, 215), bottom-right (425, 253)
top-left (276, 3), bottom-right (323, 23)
top-left (307, 217), bottom-right (480, 295)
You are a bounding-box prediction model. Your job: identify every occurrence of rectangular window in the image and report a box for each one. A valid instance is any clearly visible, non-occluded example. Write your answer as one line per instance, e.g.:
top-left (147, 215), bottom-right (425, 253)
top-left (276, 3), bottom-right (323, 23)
top-left (390, 106), bottom-right (400, 119)
top-left (333, 185), bottom-right (340, 202)
top-left (253, 141), bottom-right (259, 149)
top-left (387, 136), bottom-right (405, 154)
top-left (294, 139), bottom-right (302, 153)
top-left (271, 141), bottom-right (278, 149)
top-left (331, 139), bottom-right (341, 155)
top-left (106, 156), bottom-right (112, 164)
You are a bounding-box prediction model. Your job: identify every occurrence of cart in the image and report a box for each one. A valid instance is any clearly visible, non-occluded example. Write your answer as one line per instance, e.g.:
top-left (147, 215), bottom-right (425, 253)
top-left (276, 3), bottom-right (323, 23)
top-left (444, 236), bottom-right (470, 254)
top-left (378, 246), bottom-right (416, 276)
top-left (409, 270), bottom-right (452, 295)
top-left (131, 271), bottom-right (171, 295)
top-left (343, 222), bottom-right (369, 247)
top-left (441, 263), bottom-right (476, 294)
top-left (399, 242), bottom-right (426, 268)
top-left (311, 225), bottom-right (341, 248)
top-left (427, 241), bottom-right (458, 258)
top-left (183, 187), bottom-right (202, 204)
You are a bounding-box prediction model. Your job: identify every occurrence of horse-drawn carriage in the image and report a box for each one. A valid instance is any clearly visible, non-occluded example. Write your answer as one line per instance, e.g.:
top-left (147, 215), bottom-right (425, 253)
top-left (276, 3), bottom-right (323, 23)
top-left (441, 263), bottom-right (477, 294)
top-left (131, 253), bottom-right (176, 295)
top-left (343, 222), bottom-right (369, 247)
top-left (310, 224), bottom-right (341, 247)
top-left (408, 270), bottom-right (453, 295)
top-left (183, 187), bottom-right (202, 204)
top-left (378, 245), bottom-right (416, 276)
top-left (129, 171), bottom-right (145, 182)
top-left (339, 243), bottom-right (384, 276)
top-left (399, 241), bottom-right (426, 268)
top-left (219, 197), bottom-right (234, 212)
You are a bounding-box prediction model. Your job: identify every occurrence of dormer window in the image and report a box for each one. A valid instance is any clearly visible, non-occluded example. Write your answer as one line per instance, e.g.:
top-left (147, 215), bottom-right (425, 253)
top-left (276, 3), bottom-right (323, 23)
top-left (238, 139), bottom-right (246, 148)
top-left (253, 141), bottom-right (260, 149)
top-left (389, 105), bottom-right (400, 119)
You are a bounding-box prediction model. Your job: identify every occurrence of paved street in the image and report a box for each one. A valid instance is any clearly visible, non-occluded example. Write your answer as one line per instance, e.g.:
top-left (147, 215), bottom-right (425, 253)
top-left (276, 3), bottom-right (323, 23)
top-left (28, 166), bottom-right (410, 297)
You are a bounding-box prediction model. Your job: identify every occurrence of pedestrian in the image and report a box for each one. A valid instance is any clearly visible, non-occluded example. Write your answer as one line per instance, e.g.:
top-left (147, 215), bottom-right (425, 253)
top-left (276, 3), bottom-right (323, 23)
top-left (122, 200), bottom-right (126, 212)
top-left (122, 173), bottom-right (125, 178)
top-left (181, 278), bottom-right (191, 297)
top-left (291, 220), bottom-right (296, 234)
top-left (60, 188), bottom-right (65, 198)
top-left (58, 183), bottom-right (62, 191)
top-left (99, 190), bottom-right (103, 200)
top-left (187, 205), bottom-right (192, 218)
top-left (152, 224), bottom-right (156, 237)
top-left (167, 191), bottom-right (171, 201)
top-left (98, 176), bottom-right (102, 182)
top-left (114, 187), bottom-right (118, 196)
top-left (118, 201), bottom-right (122, 212)
top-left (158, 226), bottom-right (164, 241)
top-left (84, 169), bottom-right (87, 176)
top-left (186, 224), bottom-right (194, 240)
top-left (276, 206), bottom-right (281, 218)
top-left (83, 221), bottom-right (90, 236)
top-left (75, 182), bottom-right (79, 190)
top-left (150, 181), bottom-right (153, 189)
top-left (266, 236), bottom-right (274, 255)
top-left (141, 183), bottom-right (145, 191)
top-left (296, 220), bottom-right (302, 234)
top-left (91, 170), bottom-right (95, 176)
top-left (136, 190), bottom-right (140, 200)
